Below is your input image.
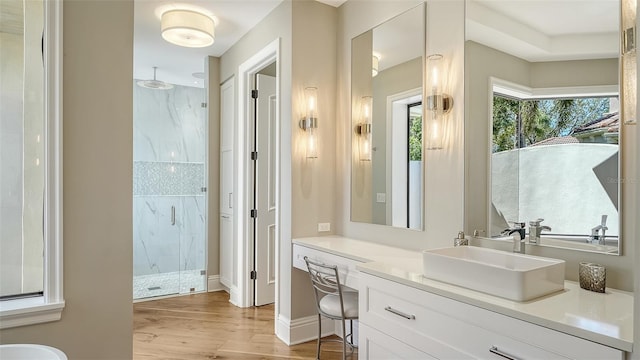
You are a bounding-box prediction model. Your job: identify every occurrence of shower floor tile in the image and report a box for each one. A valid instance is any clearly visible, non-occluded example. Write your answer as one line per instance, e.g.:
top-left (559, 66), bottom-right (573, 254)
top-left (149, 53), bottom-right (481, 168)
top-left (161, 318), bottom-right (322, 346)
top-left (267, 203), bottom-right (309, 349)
top-left (133, 270), bottom-right (206, 300)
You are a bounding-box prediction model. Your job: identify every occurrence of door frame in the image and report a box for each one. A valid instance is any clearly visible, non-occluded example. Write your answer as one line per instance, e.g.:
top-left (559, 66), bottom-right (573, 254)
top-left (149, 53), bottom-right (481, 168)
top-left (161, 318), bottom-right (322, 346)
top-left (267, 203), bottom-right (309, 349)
top-left (236, 39), bottom-right (281, 310)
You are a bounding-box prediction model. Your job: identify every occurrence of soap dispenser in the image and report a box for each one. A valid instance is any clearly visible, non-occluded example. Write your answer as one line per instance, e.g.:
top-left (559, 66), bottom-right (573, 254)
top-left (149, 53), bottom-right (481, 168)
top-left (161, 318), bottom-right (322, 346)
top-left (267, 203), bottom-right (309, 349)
top-left (454, 231), bottom-right (468, 246)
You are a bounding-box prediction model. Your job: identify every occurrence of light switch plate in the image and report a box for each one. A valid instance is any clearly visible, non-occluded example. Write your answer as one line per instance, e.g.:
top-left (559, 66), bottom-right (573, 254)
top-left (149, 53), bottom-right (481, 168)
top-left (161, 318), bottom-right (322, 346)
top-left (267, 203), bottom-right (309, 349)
top-left (376, 193), bottom-right (386, 203)
top-left (318, 223), bottom-right (331, 232)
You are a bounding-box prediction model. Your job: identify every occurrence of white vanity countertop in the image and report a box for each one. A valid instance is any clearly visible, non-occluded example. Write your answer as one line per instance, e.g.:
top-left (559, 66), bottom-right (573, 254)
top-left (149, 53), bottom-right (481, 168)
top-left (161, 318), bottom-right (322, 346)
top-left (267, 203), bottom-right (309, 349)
top-left (292, 236), bottom-right (634, 352)
top-left (292, 236), bottom-right (423, 264)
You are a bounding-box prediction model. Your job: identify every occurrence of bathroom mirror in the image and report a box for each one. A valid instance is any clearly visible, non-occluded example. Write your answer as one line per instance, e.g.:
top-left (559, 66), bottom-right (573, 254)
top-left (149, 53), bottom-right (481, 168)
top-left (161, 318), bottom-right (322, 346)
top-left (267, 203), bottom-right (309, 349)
top-left (465, 0), bottom-right (621, 255)
top-left (350, 4), bottom-right (426, 229)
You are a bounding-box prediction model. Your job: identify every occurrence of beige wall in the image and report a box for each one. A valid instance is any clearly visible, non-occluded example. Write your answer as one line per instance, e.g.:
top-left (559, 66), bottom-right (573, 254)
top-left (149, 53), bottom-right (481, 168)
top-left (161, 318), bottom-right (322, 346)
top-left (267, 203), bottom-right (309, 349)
top-left (220, 0), bottom-right (295, 322)
top-left (337, 0), bottom-right (465, 250)
top-left (370, 57), bottom-right (423, 225)
top-left (633, 8), bottom-right (640, 353)
top-left (463, 40), bottom-right (633, 291)
top-left (0, 1), bottom-right (134, 359)
top-left (632, 8), bottom-right (640, 356)
top-left (207, 56), bottom-right (221, 277)
top-left (290, 0), bottom-right (338, 319)
top-left (350, 30), bottom-right (374, 224)
top-left (219, 0), bottom-right (337, 326)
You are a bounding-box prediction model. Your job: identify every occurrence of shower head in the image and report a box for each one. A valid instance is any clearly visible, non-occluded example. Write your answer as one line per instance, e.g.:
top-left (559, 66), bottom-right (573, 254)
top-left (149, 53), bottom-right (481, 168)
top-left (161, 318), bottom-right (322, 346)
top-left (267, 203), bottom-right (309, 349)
top-left (137, 67), bottom-right (173, 90)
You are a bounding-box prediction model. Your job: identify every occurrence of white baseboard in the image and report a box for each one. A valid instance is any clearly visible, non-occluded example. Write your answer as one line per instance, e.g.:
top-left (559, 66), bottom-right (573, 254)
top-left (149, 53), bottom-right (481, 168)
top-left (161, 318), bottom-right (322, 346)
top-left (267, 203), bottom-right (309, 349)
top-left (229, 286), bottom-right (240, 306)
top-left (207, 275), bottom-right (225, 292)
top-left (276, 314), bottom-right (335, 346)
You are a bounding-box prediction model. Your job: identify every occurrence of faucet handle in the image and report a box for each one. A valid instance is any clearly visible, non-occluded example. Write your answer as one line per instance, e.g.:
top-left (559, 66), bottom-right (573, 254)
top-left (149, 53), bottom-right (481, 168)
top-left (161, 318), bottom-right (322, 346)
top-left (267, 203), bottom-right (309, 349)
top-left (529, 218), bottom-right (544, 226)
top-left (510, 221), bottom-right (525, 228)
top-left (473, 229), bottom-right (485, 237)
top-left (601, 215), bottom-right (608, 227)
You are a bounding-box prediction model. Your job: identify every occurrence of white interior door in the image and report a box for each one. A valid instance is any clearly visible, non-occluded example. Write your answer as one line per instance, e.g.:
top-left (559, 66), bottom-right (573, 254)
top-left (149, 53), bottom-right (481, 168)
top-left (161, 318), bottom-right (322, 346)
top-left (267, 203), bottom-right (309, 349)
top-left (254, 73), bottom-right (276, 306)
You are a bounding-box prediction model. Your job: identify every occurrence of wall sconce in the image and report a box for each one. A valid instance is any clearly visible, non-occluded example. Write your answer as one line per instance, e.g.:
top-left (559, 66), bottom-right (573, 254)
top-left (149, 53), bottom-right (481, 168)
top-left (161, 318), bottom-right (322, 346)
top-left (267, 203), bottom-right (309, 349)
top-left (372, 55), bottom-right (379, 77)
top-left (356, 96), bottom-right (373, 161)
top-left (621, 0), bottom-right (637, 125)
top-left (425, 54), bottom-right (453, 150)
top-left (161, 9), bottom-right (215, 48)
top-left (299, 87), bottom-right (318, 158)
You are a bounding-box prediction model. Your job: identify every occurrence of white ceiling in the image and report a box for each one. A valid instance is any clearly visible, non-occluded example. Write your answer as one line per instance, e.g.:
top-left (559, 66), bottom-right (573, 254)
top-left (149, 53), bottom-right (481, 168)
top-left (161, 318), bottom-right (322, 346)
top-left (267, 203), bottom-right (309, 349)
top-left (134, 0), bottom-right (284, 88)
top-left (133, 0), bottom-right (348, 88)
top-left (466, 0), bottom-right (619, 62)
top-left (134, 0), bottom-right (620, 88)
top-left (372, 5), bottom-right (423, 73)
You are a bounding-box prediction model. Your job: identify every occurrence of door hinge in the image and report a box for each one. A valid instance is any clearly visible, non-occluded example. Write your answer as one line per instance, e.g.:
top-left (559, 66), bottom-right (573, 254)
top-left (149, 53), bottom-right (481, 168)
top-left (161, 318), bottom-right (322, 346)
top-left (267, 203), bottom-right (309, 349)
top-left (251, 151), bottom-right (258, 160)
top-left (251, 90), bottom-right (258, 99)
top-left (250, 209), bottom-right (257, 218)
top-left (250, 270), bottom-right (257, 280)
top-left (201, 102), bottom-right (207, 108)
top-left (201, 187), bottom-right (207, 192)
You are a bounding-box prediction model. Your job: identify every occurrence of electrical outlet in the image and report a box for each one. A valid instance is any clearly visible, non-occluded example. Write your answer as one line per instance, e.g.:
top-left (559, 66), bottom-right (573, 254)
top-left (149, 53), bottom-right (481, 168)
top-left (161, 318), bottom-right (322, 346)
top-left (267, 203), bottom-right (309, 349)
top-left (376, 193), bottom-right (386, 203)
top-left (318, 223), bottom-right (331, 232)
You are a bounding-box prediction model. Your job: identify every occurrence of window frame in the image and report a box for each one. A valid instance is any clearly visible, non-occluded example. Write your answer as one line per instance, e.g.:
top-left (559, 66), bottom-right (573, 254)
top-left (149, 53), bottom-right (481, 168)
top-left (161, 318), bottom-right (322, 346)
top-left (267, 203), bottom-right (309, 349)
top-left (0, 0), bottom-right (64, 329)
top-left (488, 77), bottom-right (620, 242)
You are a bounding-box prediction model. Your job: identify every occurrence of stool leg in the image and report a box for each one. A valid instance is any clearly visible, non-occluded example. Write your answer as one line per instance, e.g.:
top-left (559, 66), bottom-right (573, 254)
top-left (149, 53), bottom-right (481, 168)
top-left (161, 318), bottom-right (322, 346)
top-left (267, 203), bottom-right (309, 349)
top-left (341, 318), bottom-right (347, 360)
top-left (316, 314), bottom-right (321, 360)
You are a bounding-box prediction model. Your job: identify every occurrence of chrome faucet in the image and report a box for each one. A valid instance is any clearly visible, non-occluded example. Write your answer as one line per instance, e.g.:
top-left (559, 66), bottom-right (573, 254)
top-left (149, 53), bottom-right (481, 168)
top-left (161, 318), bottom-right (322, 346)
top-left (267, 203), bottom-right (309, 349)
top-left (510, 231), bottom-right (526, 254)
top-left (590, 215), bottom-right (608, 245)
top-left (502, 222), bottom-right (526, 253)
top-left (528, 218), bottom-right (551, 244)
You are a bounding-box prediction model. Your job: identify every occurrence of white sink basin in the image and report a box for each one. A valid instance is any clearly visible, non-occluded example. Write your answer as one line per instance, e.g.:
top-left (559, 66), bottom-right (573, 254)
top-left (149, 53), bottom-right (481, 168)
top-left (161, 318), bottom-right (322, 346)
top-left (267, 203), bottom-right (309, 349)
top-left (422, 246), bottom-right (565, 301)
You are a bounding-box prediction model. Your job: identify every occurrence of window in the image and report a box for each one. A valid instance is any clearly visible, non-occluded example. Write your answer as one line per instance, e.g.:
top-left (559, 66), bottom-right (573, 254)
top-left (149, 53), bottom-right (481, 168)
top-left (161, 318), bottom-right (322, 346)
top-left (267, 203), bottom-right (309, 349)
top-left (490, 86), bottom-right (619, 245)
top-left (0, 0), bottom-right (64, 329)
top-left (407, 102), bottom-right (422, 229)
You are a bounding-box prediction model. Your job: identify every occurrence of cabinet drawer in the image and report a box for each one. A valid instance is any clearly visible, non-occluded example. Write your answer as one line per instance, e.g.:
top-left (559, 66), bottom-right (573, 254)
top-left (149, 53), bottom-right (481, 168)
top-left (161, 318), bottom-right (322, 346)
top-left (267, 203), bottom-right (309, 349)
top-left (360, 323), bottom-right (441, 360)
top-left (360, 273), bottom-right (623, 360)
top-left (292, 244), bottom-right (361, 289)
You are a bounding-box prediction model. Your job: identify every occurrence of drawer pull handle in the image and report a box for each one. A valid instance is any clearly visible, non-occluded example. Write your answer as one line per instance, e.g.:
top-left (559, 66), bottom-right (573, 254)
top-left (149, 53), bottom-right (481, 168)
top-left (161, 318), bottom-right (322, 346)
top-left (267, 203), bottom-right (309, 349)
top-left (489, 346), bottom-right (521, 360)
top-left (384, 306), bottom-right (415, 320)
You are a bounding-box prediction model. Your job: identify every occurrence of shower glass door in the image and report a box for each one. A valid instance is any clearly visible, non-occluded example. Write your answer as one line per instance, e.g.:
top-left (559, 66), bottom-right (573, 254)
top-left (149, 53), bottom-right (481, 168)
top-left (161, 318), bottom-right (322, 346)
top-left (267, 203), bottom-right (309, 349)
top-left (132, 79), bottom-right (207, 300)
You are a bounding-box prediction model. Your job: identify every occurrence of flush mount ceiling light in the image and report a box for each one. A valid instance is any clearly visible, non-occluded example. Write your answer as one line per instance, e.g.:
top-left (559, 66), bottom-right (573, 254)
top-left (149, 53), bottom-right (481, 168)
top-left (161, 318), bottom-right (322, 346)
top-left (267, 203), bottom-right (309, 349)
top-left (161, 9), bottom-right (214, 48)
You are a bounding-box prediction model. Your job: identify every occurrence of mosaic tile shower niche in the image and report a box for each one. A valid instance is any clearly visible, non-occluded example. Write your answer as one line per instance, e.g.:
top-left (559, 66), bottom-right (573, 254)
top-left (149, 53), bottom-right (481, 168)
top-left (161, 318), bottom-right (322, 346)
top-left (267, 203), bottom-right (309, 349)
top-left (132, 81), bottom-right (207, 300)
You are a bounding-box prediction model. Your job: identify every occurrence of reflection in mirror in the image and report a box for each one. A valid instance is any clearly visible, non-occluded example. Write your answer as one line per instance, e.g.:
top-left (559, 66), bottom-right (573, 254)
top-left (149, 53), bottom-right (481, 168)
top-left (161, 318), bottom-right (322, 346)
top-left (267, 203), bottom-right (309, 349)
top-left (0, 0), bottom-right (46, 295)
top-left (350, 4), bottom-right (425, 230)
top-left (465, 0), bottom-right (621, 254)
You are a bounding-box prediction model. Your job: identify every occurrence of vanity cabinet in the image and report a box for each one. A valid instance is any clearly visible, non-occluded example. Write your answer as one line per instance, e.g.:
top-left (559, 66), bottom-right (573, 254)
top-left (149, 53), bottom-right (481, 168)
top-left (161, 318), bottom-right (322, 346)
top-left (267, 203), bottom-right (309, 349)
top-left (359, 272), bottom-right (624, 360)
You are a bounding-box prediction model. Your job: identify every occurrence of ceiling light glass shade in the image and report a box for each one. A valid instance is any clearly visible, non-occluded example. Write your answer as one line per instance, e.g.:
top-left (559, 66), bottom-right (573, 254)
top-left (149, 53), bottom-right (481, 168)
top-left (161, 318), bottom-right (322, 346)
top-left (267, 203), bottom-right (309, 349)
top-left (425, 54), bottom-right (453, 150)
top-left (358, 96), bottom-right (373, 161)
top-left (161, 10), bottom-right (214, 48)
top-left (303, 87), bottom-right (318, 159)
top-left (372, 55), bottom-right (379, 77)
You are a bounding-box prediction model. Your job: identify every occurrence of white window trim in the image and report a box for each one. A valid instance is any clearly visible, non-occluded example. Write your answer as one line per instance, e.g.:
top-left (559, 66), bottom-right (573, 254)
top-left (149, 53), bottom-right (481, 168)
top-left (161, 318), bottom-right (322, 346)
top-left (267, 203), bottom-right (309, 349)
top-left (0, 0), bottom-right (64, 329)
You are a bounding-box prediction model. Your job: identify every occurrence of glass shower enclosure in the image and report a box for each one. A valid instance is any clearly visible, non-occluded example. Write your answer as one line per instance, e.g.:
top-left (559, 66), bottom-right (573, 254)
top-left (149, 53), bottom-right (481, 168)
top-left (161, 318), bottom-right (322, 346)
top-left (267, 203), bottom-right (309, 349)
top-left (132, 80), bottom-right (207, 300)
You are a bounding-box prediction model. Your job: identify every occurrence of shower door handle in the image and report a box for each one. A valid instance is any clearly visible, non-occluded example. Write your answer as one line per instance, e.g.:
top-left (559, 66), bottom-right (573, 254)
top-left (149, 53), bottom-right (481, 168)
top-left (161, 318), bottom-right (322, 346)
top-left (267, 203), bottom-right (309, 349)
top-left (228, 192), bottom-right (233, 209)
top-left (171, 205), bottom-right (176, 226)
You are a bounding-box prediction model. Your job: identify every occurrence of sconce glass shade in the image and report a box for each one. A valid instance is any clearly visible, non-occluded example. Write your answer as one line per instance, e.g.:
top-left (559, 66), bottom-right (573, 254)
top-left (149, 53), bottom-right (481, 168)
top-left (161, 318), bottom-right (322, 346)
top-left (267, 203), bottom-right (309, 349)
top-left (303, 87), bottom-right (319, 159)
top-left (425, 54), bottom-right (452, 150)
top-left (358, 96), bottom-right (373, 161)
top-left (372, 55), bottom-right (379, 77)
top-left (161, 10), bottom-right (215, 48)
top-left (621, 0), bottom-right (637, 124)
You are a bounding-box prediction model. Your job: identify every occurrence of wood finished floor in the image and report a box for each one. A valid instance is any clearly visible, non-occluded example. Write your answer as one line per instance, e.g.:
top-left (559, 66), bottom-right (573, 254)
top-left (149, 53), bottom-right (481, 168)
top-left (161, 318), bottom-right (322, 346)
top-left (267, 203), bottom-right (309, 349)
top-left (133, 291), bottom-right (356, 360)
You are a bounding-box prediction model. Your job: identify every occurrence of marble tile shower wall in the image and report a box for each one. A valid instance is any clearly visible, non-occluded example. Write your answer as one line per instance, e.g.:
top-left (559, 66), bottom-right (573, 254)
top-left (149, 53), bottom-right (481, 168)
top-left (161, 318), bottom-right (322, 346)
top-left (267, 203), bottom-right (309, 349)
top-left (133, 82), bottom-right (206, 278)
top-left (133, 196), bottom-right (206, 276)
